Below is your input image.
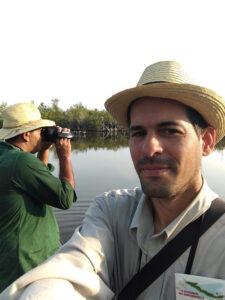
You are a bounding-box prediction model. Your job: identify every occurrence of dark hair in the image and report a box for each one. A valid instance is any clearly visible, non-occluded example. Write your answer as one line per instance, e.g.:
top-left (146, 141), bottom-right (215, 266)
top-left (127, 97), bottom-right (208, 135)
top-left (185, 105), bottom-right (207, 135)
top-left (5, 135), bottom-right (21, 143)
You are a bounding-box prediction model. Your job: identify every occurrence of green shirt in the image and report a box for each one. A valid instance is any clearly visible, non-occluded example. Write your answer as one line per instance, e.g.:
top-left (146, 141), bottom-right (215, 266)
top-left (0, 142), bottom-right (76, 292)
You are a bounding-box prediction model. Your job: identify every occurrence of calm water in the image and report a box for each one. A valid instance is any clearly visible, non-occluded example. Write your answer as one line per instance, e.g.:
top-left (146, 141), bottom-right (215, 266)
top-left (50, 134), bottom-right (225, 243)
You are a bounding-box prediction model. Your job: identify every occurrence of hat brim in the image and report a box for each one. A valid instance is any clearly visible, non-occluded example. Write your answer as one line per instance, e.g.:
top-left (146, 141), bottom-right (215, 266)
top-left (0, 119), bottom-right (55, 140)
top-left (105, 82), bottom-right (225, 143)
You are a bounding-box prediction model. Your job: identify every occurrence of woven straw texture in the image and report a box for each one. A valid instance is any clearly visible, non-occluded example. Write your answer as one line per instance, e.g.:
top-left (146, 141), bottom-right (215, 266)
top-left (105, 61), bottom-right (225, 143)
top-left (0, 103), bottom-right (55, 140)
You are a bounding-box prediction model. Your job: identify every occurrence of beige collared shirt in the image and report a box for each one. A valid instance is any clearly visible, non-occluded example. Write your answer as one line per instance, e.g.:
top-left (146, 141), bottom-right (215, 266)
top-left (1, 181), bottom-right (225, 300)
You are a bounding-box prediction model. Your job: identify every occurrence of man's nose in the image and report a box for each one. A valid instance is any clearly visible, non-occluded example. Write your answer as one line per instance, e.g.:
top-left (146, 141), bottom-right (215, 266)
top-left (142, 134), bottom-right (163, 157)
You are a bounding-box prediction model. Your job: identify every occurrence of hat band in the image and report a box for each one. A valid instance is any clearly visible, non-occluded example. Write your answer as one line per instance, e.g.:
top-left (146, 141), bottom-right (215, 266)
top-left (3, 119), bottom-right (43, 129)
top-left (142, 81), bottom-right (168, 85)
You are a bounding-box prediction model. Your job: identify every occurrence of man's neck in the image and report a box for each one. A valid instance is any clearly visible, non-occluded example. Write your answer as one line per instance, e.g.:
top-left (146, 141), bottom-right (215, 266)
top-left (10, 141), bottom-right (27, 152)
top-left (151, 184), bottom-right (203, 234)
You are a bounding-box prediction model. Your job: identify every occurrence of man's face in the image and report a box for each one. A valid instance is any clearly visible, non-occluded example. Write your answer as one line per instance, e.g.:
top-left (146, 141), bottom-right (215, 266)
top-left (129, 97), bottom-right (205, 201)
top-left (29, 128), bottom-right (43, 153)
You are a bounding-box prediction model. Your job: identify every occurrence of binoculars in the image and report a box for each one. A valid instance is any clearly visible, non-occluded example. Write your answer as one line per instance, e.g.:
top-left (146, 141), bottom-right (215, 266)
top-left (41, 127), bottom-right (74, 142)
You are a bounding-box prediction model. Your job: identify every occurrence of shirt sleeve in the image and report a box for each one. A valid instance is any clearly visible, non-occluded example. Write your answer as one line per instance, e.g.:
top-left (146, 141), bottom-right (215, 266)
top-left (11, 151), bottom-right (76, 209)
top-left (0, 193), bottom-right (115, 299)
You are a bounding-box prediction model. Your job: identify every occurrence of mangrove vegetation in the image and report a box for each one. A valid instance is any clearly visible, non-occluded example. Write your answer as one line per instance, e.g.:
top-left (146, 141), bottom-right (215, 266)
top-left (0, 99), bottom-right (224, 150)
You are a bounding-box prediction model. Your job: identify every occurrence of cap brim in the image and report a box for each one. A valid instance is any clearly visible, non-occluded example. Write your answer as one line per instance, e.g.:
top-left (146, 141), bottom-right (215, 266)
top-left (0, 119), bottom-right (55, 140)
top-left (105, 82), bottom-right (225, 143)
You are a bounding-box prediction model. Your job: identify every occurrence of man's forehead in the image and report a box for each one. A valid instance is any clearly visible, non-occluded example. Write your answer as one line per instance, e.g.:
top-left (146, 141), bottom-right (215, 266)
top-left (130, 96), bottom-right (186, 110)
top-left (129, 97), bottom-right (188, 119)
top-left (129, 121), bottom-right (186, 134)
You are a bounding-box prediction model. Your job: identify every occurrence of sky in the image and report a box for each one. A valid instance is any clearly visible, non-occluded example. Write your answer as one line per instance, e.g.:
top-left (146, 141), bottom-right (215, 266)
top-left (0, 0), bottom-right (225, 111)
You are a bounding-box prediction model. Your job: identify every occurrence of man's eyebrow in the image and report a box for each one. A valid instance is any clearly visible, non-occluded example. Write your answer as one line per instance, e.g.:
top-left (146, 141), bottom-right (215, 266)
top-left (158, 121), bottom-right (181, 127)
top-left (129, 125), bottom-right (143, 131)
top-left (129, 121), bottom-right (181, 131)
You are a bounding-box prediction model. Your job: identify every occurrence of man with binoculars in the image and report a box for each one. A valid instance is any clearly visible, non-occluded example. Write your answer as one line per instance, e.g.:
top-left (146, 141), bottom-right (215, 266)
top-left (0, 102), bottom-right (76, 292)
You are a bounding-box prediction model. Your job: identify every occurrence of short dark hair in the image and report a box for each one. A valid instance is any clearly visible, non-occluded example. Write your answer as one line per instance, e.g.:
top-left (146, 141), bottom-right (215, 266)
top-left (185, 105), bottom-right (207, 135)
top-left (127, 98), bottom-right (208, 135)
top-left (5, 135), bottom-right (21, 143)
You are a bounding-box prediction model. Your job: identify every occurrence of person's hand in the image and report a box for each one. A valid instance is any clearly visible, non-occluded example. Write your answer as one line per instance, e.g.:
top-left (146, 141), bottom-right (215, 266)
top-left (55, 127), bottom-right (75, 189)
top-left (55, 127), bottom-right (72, 160)
top-left (37, 133), bottom-right (54, 165)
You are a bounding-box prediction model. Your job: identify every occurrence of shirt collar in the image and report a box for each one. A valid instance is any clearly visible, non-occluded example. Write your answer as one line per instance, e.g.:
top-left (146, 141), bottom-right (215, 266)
top-left (129, 179), bottom-right (218, 242)
top-left (164, 179), bottom-right (218, 240)
top-left (0, 141), bottom-right (22, 151)
top-left (130, 192), bottom-right (148, 230)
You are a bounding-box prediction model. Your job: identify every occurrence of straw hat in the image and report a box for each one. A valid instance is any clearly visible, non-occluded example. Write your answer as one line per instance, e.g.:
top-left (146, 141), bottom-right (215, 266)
top-left (105, 61), bottom-right (225, 143)
top-left (0, 103), bottom-right (55, 140)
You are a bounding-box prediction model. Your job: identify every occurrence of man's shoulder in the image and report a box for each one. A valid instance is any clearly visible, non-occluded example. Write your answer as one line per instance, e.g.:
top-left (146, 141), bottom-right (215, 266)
top-left (94, 187), bottom-right (143, 209)
top-left (99, 187), bottom-right (142, 198)
top-left (12, 150), bottom-right (44, 170)
top-left (0, 144), bottom-right (35, 163)
top-left (85, 187), bottom-right (143, 229)
top-left (14, 150), bottom-right (37, 162)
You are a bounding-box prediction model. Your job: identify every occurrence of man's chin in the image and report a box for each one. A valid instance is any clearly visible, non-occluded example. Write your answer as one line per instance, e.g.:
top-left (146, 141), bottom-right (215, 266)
top-left (139, 175), bottom-right (169, 187)
top-left (140, 181), bottom-right (175, 199)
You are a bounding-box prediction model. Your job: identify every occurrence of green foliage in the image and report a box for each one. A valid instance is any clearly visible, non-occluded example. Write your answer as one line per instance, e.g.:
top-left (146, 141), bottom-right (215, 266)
top-left (38, 100), bottom-right (119, 131)
top-left (0, 102), bottom-right (7, 127)
top-left (65, 102), bottom-right (89, 129)
top-left (71, 132), bottom-right (129, 152)
top-left (50, 132), bottom-right (129, 157)
top-left (0, 100), bottom-right (118, 131)
top-left (0, 102), bottom-right (7, 111)
top-left (215, 136), bottom-right (225, 150)
top-left (38, 99), bottom-right (65, 126)
top-left (2, 98), bottom-right (224, 151)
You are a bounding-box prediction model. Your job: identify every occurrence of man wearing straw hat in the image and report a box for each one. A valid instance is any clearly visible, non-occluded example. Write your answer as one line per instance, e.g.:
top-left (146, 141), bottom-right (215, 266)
top-left (0, 103), bottom-right (76, 293)
top-left (0, 61), bottom-right (225, 299)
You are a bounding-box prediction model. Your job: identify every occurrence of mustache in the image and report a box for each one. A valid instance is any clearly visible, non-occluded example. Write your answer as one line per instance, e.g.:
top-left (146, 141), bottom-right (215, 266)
top-left (136, 155), bottom-right (177, 169)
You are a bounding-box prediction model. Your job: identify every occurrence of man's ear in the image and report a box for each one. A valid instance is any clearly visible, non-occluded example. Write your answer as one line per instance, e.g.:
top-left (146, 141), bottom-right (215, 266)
top-left (201, 126), bottom-right (216, 156)
top-left (21, 131), bottom-right (30, 142)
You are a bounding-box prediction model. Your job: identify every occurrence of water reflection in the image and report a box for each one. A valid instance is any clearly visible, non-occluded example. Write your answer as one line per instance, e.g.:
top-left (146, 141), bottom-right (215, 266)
top-left (54, 131), bottom-right (225, 152)
top-left (71, 132), bottom-right (129, 152)
top-left (52, 133), bottom-right (138, 242)
top-left (51, 133), bottom-right (225, 243)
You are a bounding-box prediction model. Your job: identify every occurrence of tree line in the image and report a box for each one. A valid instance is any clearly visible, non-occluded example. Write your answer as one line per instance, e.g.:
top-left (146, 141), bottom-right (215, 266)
top-left (0, 99), bottom-right (224, 149)
top-left (38, 99), bottom-right (119, 131)
top-left (0, 99), bottom-right (119, 131)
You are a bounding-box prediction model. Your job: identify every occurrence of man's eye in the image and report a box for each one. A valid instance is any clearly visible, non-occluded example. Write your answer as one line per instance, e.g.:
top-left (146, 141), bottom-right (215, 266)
top-left (161, 128), bottom-right (181, 135)
top-left (130, 131), bottom-right (145, 137)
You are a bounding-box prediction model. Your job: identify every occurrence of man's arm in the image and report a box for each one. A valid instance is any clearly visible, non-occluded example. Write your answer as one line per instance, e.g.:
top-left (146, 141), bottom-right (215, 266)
top-left (37, 142), bottom-right (53, 166)
top-left (37, 128), bottom-right (75, 189)
top-left (13, 148), bottom-right (76, 209)
top-left (0, 194), bottom-right (115, 299)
